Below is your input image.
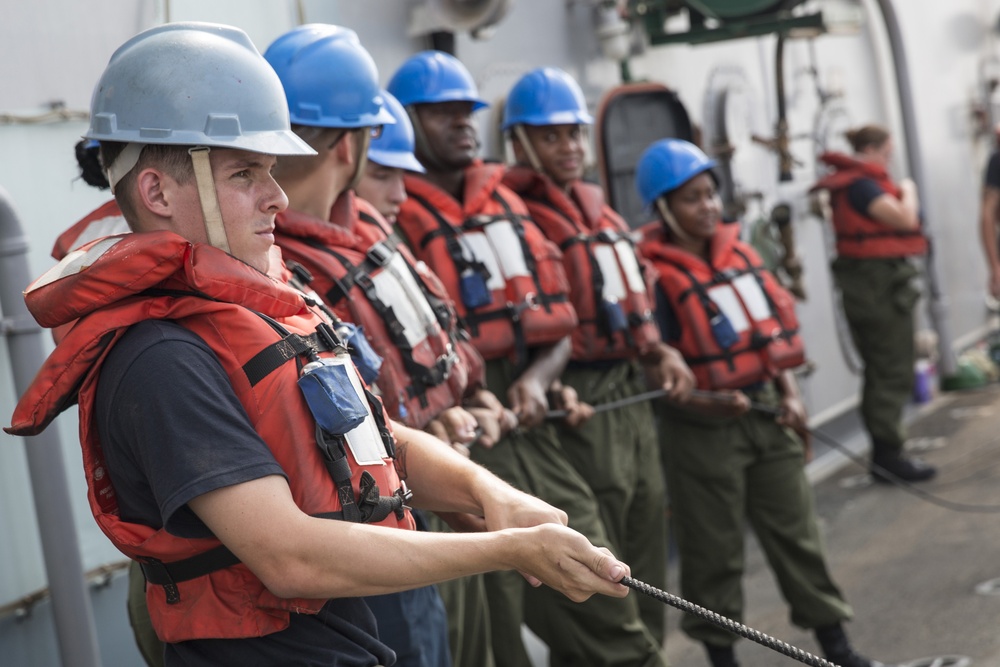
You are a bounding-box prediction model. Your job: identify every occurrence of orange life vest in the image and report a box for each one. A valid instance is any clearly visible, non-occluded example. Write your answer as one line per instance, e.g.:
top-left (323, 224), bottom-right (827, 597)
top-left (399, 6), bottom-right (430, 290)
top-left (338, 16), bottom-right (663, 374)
top-left (639, 222), bottom-right (805, 390)
top-left (274, 192), bottom-right (483, 429)
top-left (397, 161), bottom-right (577, 362)
top-left (503, 166), bottom-right (660, 361)
top-left (50, 199), bottom-right (129, 261)
top-left (7, 232), bottom-right (414, 642)
top-left (812, 151), bottom-right (928, 259)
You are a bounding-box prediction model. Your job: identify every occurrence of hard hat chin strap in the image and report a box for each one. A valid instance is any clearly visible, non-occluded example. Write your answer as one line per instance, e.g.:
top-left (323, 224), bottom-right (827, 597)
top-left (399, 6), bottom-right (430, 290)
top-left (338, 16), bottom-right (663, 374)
top-left (106, 143), bottom-right (145, 195)
top-left (513, 125), bottom-right (545, 174)
top-left (188, 147), bottom-right (231, 254)
top-left (348, 130), bottom-right (371, 192)
top-left (407, 107), bottom-right (450, 173)
top-left (656, 197), bottom-right (697, 245)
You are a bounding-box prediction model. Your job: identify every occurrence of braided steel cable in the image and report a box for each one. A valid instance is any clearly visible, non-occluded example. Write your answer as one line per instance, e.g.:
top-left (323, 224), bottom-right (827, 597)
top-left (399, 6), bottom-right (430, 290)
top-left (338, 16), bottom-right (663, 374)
top-left (620, 576), bottom-right (840, 667)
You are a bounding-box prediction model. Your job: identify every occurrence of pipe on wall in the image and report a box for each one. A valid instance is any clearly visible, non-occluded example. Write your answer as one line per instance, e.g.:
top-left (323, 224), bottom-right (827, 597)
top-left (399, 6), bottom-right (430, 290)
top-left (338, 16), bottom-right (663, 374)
top-left (0, 186), bottom-right (102, 667)
top-left (871, 0), bottom-right (958, 376)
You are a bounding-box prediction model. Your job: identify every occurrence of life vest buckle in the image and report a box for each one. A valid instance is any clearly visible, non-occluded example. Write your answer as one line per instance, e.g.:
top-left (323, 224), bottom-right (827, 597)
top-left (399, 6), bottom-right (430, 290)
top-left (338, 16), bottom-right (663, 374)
top-left (366, 241), bottom-right (394, 267)
top-left (138, 557), bottom-right (181, 605)
top-left (314, 322), bottom-right (344, 354)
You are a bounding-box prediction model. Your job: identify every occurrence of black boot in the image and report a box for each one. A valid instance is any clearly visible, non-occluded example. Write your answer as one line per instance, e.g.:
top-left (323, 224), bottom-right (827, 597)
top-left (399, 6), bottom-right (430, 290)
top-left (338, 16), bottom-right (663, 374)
top-left (814, 622), bottom-right (885, 667)
top-left (704, 643), bottom-right (739, 667)
top-left (870, 450), bottom-right (937, 483)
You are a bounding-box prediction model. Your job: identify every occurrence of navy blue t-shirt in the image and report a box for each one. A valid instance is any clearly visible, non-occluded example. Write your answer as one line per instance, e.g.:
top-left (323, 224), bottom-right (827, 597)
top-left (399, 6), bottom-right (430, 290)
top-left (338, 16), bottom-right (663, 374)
top-left (95, 320), bottom-right (395, 667)
top-left (654, 285), bottom-right (682, 343)
top-left (846, 177), bottom-right (885, 216)
top-left (985, 151), bottom-right (1000, 189)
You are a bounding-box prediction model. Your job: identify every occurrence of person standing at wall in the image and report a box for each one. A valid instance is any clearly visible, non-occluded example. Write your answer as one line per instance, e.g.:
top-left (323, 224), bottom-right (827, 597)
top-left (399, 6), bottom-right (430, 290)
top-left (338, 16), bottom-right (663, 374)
top-left (7, 23), bottom-right (637, 667)
top-left (636, 138), bottom-right (884, 667)
top-left (500, 66), bottom-right (694, 645)
top-left (389, 50), bottom-right (669, 667)
top-left (812, 124), bottom-right (936, 483)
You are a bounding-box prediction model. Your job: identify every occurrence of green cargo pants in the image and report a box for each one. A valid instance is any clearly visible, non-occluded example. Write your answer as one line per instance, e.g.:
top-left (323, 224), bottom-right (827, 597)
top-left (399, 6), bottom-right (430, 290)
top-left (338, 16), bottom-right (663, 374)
top-left (473, 358), bottom-right (667, 667)
top-left (128, 560), bottom-right (164, 667)
top-left (832, 256), bottom-right (921, 456)
top-left (554, 359), bottom-right (668, 645)
top-left (423, 512), bottom-right (496, 667)
top-left (658, 386), bottom-right (853, 648)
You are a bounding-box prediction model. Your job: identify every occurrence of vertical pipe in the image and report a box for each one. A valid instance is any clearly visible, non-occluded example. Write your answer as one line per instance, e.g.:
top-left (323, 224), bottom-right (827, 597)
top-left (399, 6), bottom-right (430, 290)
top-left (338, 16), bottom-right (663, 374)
top-left (871, 0), bottom-right (958, 377)
top-left (774, 33), bottom-right (794, 182)
top-left (0, 187), bottom-right (102, 667)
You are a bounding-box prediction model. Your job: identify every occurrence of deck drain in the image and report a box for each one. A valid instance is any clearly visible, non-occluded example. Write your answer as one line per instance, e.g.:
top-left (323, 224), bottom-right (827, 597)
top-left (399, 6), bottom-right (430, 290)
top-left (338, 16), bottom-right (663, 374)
top-left (899, 657), bottom-right (971, 667)
top-left (905, 437), bottom-right (948, 452)
top-left (949, 406), bottom-right (995, 420)
top-left (974, 576), bottom-right (1000, 595)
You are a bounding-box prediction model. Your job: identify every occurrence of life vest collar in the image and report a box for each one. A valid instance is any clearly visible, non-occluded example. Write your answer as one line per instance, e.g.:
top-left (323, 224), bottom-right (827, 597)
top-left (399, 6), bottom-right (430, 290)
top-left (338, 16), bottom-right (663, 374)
top-left (503, 165), bottom-right (607, 233)
top-left (278, 205), bottom-right (364, 252)
top-left (640, 218), bottom-right (739, 272)
top-left (407, 160), bottom-right (508, 217)
top-left (51, 199), bottom-right (128, 261)
top-left (462, 160), bottom-right (508, 213)
top-left (24, 231), bottom-right (305, 331)
top-left (813, 151), bottom-right (890, 192)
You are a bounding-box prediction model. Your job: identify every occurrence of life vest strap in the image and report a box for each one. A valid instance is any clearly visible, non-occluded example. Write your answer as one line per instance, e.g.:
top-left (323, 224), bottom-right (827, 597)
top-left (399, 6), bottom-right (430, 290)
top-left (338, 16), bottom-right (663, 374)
top-left (138, 510), bottom-right (345, 603)
top-left (836, 228), bottom-right (924, 242)
top-left (242, 329), bottom-right (337, 387)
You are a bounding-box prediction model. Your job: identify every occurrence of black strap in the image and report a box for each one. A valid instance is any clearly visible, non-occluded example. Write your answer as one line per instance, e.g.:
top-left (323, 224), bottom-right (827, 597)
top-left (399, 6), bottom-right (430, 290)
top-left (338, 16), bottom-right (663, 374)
top-left (836, 228), bottom-right (924, 242)
top-left (492, 191), bottom-right (554, 313)
top-left (530, 197), bottom-right (641, 349)
top-left (310, 240), bottom-right (458, 406)
top-left (242, 330), bottom-right (336, 387)
top-left (358, 210), bottom-right (409, 251)
top-left (307, 237), bottom-right (400, 307)
top-left (672, 262), bottom-right (740, 372)
top-left (244, 313), bottom-right (405, 515)
top-left (139, 287), bottom-right (343, 388)
top-left (137, 510), bottom-right (345, 603)
top-left (731, 247), bottom-right (799, 342)
top-left (461, 303), bottom-right (530, 367)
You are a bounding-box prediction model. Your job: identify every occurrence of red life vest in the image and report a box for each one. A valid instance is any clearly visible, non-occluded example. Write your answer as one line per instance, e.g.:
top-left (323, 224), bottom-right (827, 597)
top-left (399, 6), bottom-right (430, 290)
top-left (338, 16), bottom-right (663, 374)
top-left (639, 222), bottom-right (805, 390)
top-left (7, 232), bottom-right (414, 642)
top-left (812, 151), bottom-right (928, 259)
top-left (397, 161), bottom-right (577, 362)
top-left (51, 199), bottom-right (129, 261)
top-left (503, 166), bottom-right (660, 361)
top-left (273, 192), bottom-right (483, 429)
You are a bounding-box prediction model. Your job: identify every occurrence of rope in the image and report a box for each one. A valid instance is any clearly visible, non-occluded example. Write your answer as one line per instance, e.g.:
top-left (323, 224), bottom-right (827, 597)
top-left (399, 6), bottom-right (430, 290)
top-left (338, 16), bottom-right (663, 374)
top-left (620, 576), bottom-right (840, 667)
top-left (547, 387), bottom-right (1000, 513)
top-left (545, 388), bottom-right (671, 420)
top-left (779, 410), bottom-right (1000, 514)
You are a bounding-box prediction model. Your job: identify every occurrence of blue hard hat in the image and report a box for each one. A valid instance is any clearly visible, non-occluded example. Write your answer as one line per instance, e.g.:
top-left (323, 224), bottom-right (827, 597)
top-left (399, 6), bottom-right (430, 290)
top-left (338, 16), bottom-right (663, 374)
top-left (264, 25), bottom-right (395, 129)
top-left (635, 138), bottom-right (717, 208)
top-left (502, 67), bottom-right (593, 130)
top-left (387, 51), bottom-right (488, 110)
top-left (367, 90), bottom-right (425, 173)
top-left (262, 23), bottom-right (349, 72)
